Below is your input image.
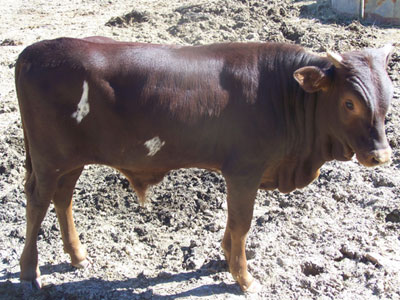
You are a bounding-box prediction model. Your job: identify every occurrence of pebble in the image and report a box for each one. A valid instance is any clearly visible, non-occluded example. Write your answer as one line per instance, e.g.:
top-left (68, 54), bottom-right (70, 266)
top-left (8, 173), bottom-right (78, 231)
top-left (385, 209), bottom-right (400, 223)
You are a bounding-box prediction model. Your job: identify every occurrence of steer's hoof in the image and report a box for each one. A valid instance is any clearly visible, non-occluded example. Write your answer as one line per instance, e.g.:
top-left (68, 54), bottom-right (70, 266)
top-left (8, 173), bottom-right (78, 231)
top-left (239, 277), bottom-right (261, 293)
top-left (72, 257), bottom-right (91, 269)
top-left (243, 278), bottom-right (261, 293)
top-left (21, 278), bottom-right (42, 291)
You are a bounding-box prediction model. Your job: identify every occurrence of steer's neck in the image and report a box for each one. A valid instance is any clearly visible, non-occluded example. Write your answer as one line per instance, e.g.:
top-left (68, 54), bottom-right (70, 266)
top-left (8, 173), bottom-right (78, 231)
top-left (260, 47), bottom-right (330, 166)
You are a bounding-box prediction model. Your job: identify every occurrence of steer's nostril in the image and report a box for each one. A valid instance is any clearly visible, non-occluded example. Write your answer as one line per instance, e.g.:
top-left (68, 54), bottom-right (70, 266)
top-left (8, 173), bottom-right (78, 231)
top-left (371, 157), bottom-right (380, 165)
top-left (368, 148), bottom-right (392, 166)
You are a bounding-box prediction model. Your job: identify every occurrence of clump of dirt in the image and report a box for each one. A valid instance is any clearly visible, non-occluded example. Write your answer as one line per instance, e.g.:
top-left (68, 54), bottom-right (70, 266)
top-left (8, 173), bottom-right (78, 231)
top-left (385, 209), bottom-right (400, 223)
top-left (106, 10), bottom-right (151, 28)
top-left (0, 39), bottom-right (20, 46)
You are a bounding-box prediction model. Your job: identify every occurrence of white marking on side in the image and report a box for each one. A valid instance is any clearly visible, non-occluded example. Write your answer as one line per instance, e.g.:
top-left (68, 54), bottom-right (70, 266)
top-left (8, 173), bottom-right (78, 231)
top-left (144, 136), bottom-right (165, 156)
top-left (71, 80), bottom-right (90, 123)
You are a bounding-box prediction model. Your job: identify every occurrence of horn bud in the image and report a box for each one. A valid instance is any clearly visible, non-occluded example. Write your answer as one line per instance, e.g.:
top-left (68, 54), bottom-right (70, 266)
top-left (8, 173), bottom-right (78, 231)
top-left (326, 51), bottom-right (343, 68)
top-left (381, 44), bottom-right (394, 62)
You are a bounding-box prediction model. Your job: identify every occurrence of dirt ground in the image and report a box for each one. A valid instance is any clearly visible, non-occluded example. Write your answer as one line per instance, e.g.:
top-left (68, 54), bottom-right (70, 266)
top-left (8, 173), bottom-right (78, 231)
top-left (0, 0), bottom-right (400, 299)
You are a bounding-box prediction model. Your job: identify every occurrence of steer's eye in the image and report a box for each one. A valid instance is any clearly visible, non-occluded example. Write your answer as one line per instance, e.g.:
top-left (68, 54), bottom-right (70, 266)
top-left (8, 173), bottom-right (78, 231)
top-left (345, 100), bottom-right (354, 111)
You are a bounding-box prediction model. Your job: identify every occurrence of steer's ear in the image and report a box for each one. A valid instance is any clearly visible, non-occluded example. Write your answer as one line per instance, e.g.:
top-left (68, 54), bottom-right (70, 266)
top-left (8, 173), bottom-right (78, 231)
top-left (293, 66), bottom-right (331, 93)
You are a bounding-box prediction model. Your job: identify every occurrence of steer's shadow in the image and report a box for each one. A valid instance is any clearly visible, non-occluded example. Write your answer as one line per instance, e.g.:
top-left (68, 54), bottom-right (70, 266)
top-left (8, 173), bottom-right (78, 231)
top-left (0, 260), bottom-right (243, 299)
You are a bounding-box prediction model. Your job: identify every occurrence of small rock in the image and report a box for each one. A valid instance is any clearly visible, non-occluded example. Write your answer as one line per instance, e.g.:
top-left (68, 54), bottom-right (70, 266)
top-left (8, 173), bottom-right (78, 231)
top-left (134, 226), bottom-right (147, 237)
top-left (385, 209), bottom-right (400, 223)
top-left (205, 223), bottom-right (220, 232)
top-left (256, 215), bottom-right (271, 226)
top-left (245, 248), bottom-right (257, 260)
top-left (332, 191), bottom-right (347, 202)
top-left (106, 10), bottom-right (150, 27)
top-left (123, 246), bottom-right (134, 257)
top-left (277, 257), bottom-right (285, 267)
top-left (190, 239), bottom-right (199, 248)
top-left (246, 33), bottom-right (255, 40)
top-left (342, 272), bottom-right (351, 280)
top-left (301, 261), bottom-right (325, 276)
top-left (280, 23), bottom-right (303, 42)
top-left (371, 173), bottom-right (395, 188)
top-left (184, 256), bottom-right (205, 270)
top-left (0, 39), bottom-right (18, 46)
top-left (364, 252), bottom-right (400, 271)
top-left (346, 22), bottom-right (361, 32)
top-left (9, 228), bottom-right (23, 239)
top-left (364, 252), bottom-right (382, 266)
top-left (220, 24), bottom-right (231, 32)
top-left (340, 244), bottom-right (360, 260)
top-left (0, 165), bottom-right (6, 175)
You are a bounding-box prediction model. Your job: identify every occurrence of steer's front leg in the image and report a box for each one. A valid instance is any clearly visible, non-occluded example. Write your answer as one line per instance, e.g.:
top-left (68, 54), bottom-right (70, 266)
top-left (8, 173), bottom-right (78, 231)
top-left (222, 169), bottom-right (262, 292)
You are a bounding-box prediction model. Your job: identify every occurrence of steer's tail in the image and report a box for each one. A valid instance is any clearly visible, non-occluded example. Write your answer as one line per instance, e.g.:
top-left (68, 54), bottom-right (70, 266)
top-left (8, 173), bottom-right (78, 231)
top-left (22, 128), bottom-right (33, 179)
top-left (15, 54), bottom-right (33, 179)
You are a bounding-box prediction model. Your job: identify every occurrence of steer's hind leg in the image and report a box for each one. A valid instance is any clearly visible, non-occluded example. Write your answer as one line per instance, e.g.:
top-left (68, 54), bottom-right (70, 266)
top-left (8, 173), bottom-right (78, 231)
top-left (20, 169), bottom-right (57, 289)
top-left (222, 170), bottom-right (262, 293)
top-left (52, 167), bottom-right (88, 268)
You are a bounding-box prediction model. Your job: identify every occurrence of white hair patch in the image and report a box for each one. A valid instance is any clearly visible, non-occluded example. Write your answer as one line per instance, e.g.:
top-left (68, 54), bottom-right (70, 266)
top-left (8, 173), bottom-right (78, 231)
top-left (144, 136), bottom-right (165, 156)
top-left (72, 80), bottom-right (90, 123)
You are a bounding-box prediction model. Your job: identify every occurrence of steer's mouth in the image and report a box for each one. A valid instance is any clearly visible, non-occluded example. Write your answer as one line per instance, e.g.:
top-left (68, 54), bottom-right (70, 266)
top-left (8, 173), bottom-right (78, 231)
top-left (355, 148), bottom-right (392, 167)
top-left (341, 142), bottom-right (355, 161)
top-left (322, 137), bottom-right (355, 162)
top-left (327, 138), bottom-right (355, 162)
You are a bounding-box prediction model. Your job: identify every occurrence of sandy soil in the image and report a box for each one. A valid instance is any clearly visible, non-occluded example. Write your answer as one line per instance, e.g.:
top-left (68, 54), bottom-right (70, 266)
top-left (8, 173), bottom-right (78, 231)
top-left (0, 0), bottom-right (400, 299)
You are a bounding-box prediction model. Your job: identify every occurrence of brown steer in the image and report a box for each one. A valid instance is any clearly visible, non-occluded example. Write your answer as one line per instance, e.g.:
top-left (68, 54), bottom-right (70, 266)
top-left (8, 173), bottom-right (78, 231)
top-left (15, 37), bottom-right (393, 292)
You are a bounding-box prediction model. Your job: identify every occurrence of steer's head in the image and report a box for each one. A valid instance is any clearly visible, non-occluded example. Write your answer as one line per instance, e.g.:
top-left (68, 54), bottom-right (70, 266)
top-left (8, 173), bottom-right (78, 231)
top-left (294, 45), bottom-right (394, 167)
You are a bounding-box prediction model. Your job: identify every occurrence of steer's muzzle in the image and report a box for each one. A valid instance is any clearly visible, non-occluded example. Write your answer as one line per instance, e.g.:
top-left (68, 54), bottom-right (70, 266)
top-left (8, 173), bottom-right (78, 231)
top-left (357, 147), bottom-right (392, 167)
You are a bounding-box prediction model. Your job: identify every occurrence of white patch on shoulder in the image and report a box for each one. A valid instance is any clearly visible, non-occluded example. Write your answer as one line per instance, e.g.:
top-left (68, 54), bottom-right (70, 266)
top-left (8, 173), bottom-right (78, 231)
top-left (71, 80), bottom-right (90, 123)
top-left (144, 136), bottom-right (165, 156)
